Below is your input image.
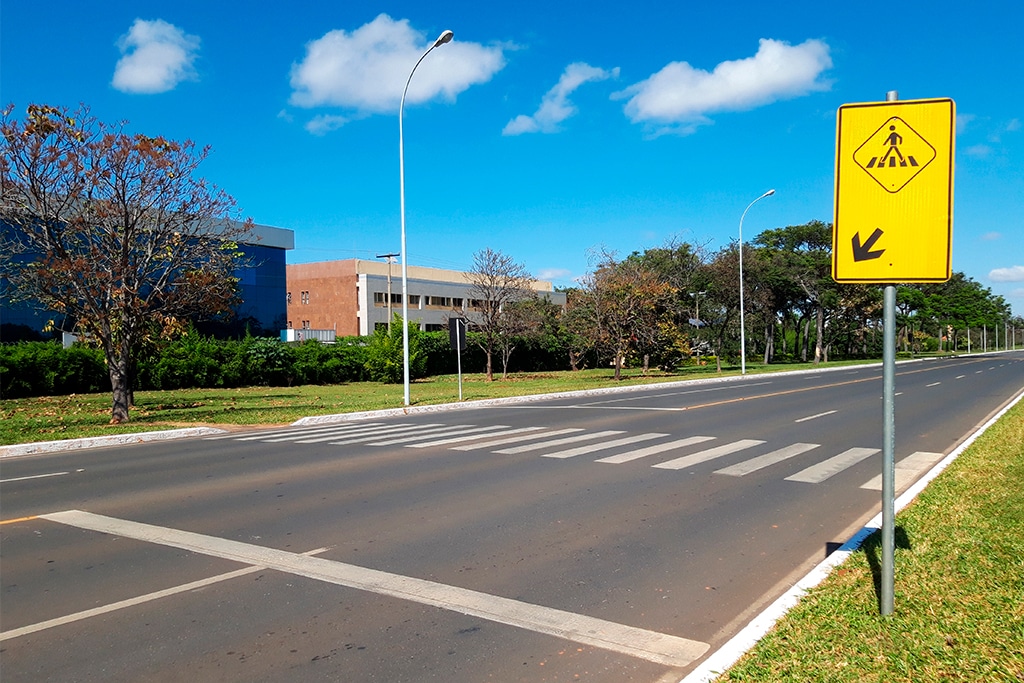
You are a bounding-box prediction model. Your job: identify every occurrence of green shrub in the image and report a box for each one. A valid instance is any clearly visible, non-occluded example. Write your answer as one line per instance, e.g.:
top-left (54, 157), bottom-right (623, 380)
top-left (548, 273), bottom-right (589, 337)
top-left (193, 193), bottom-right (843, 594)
top-left (364, 316), bottom-right (427, 383)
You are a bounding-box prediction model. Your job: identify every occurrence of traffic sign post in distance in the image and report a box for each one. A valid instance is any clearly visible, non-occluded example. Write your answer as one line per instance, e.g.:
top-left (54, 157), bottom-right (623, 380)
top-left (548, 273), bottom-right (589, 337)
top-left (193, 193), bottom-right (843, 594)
top-left (833, 98), bottom-right (955, 283)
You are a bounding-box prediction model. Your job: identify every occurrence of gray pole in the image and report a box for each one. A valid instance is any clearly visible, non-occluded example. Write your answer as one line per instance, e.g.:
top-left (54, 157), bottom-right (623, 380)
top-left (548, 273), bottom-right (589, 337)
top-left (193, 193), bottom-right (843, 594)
top-left (880, 89), bottom-right (899, 616)
top-left (377, 252), bottom-right (400, 331)
top-left (398, 30), bottom-right (453, 406)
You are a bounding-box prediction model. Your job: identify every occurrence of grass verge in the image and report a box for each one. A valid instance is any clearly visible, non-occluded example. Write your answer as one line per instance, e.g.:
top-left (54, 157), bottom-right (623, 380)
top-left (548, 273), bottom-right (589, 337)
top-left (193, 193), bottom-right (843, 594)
top-left (2, 360), bottom-right (884, 446)
top-left (718, 396), bottom-right (1024, 682)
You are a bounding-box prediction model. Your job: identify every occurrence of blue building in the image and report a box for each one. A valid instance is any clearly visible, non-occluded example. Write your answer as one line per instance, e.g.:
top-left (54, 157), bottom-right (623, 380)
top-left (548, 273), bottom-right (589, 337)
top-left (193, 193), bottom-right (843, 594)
top-left (1, 221), bottom-right (294, 340)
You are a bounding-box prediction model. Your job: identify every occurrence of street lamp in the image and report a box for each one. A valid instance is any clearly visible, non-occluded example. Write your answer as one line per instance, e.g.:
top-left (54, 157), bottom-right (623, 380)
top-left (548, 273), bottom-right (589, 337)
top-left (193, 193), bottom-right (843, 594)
top-left (738, 189), bottom-right (775, 375)
top-left (399, 29), bottom-right (453, 406)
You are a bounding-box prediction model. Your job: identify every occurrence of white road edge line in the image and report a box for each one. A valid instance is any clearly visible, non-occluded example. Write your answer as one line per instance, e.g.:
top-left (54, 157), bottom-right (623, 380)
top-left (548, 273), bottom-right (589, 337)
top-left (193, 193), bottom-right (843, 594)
top-left (0, 546), bottom-right (331, 642)
top-left (678, 387), bottom-right (1024, 683)
top-left (36, 510), bottom-right (709, 668)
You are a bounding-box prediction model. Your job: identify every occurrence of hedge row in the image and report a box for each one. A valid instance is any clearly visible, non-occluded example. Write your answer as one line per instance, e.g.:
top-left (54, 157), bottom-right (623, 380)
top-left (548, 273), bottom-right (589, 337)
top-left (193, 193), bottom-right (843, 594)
top-left (0, 330), bottom-right (578, 399)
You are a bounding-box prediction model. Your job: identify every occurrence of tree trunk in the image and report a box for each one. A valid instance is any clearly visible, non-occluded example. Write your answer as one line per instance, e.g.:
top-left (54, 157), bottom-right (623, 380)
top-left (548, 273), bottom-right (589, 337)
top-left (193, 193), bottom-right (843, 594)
top-left (107, 351), bottom-right (131, 423)
top-left (763, 322), bottom-right (774, 364)
top-left (813, 305), bottom-right (825, 365)
top-left (485, 347), bottom-right (494, 381)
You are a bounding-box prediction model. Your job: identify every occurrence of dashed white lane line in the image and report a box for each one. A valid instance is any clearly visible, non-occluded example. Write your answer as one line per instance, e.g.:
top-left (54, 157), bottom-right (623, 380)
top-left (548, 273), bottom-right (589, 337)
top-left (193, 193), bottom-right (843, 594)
top-left (1, 471), bottom-right (74, 484)
top-left (794, 410), bottom-right (836, 423)
top-left (0, 545), bottom-right (331, 642)
top-left (35, 510), bottom-right (709, 668)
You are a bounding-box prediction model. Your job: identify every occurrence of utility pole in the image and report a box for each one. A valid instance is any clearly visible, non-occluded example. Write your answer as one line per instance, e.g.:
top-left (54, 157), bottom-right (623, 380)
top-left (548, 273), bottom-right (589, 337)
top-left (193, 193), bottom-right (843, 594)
top-left (377, 252), bottom-right (400, 331)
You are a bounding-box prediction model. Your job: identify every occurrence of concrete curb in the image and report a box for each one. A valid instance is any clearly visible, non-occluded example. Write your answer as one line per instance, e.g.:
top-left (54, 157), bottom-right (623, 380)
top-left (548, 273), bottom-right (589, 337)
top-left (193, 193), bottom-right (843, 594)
top-left (0, 427), bottom-right (228, 459)
top-left (292, 359), bottom-right (898, 426)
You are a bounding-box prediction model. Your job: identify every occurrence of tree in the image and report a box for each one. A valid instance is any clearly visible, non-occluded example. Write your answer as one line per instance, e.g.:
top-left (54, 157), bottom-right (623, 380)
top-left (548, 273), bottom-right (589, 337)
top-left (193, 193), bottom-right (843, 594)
top-left (1, 104), bottom-right (251, 422)
top-left (754, 220), bottom-right (835, 364)
top-left (466, 248), bottom-right (534, 381)
top-left (578, 251), bottom-right (675, 380)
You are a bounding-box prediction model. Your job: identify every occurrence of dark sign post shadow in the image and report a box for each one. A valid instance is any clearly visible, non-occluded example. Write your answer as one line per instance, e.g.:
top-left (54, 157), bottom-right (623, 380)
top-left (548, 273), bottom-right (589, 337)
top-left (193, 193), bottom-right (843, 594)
top-left (862, 526), bottom-right (914, 610)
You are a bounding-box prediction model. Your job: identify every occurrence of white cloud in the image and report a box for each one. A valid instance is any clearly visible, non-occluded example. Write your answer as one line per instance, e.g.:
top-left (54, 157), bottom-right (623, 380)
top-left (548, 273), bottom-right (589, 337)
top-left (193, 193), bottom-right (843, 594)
top-left (956, 113), bottom-right (976, 135)
top-left (305, 114), bottom-right (349, 136)
top-left (990, 265), bottom-right (1024, 282)
top-left (536, 267), bottom-right (573, 282)
top-left (112, 19), bottom-right (200, 94)
top-left (503, 62), bottom-right (619, 136)
top-left (965, 144), bottom-right (993, 157)
top-left (981, 231), bottom-right (1002, 241)
top-left (289, 14), bottom-right (506, 121)
top-left (1007, 118), bottom-right (1021, 132)
top-left (614, 38), bottom-right (832, 135)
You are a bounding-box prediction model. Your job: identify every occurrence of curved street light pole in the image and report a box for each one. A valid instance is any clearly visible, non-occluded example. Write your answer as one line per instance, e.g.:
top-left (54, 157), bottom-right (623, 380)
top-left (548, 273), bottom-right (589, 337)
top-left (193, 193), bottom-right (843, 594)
top-left (738, 189), bottom-right (775, 375)
top-left (399, 29), bottom-right (453, 406)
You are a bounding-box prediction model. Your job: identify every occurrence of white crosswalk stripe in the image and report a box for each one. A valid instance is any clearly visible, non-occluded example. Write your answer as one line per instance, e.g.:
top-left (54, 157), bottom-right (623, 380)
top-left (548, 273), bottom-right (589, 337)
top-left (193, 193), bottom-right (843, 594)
top-left (494, 430), bottom-right (625, 455)
top-left (210, 422), bottom-right (908, 487)
top-left (451, 428), bottom-right (585, 451)
top-left (327, 424), bottom-right (457, 446)
top-left (860, 451), bottom-right (944, 490)
top-left (541, 433), bottom-right (669, 459)
top-left (652, 439), bottom-right (765, 471)
top-left (714, 443), bottom-right (820, 476)
top-left (298, 423), bottom-right (442, 444)
top-left (785, 447), bottom-right (879, 483)
top-left (368, 425), bottom-right (509, 446)
top-left (595, 436), bottom-right (716, 464)
top-left (407, 427), bottom-right (545, 448)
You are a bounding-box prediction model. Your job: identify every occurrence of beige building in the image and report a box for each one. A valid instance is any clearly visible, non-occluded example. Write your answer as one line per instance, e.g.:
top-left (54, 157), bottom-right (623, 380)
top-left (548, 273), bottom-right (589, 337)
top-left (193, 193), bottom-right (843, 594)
top-left (286, 259), bottom-right (565, 337)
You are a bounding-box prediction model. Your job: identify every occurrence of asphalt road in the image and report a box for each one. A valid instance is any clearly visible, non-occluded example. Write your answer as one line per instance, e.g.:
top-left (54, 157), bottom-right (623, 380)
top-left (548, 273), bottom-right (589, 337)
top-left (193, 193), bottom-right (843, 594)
top-left (2, 352), bottom-right (1023, 682)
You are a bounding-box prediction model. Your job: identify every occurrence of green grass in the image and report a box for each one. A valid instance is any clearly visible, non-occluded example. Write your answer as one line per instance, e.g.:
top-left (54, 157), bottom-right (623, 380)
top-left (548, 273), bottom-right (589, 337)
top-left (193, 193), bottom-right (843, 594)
top-left (719, 398), bottom-right (1024, 682)
top-left (0, 359), bottom-right (882, 446)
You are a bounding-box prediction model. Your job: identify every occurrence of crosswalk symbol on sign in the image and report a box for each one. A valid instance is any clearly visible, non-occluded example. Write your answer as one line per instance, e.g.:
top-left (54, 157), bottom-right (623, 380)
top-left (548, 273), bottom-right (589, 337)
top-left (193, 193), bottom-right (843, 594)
top-left (853, 116), bottom-right (936, 194)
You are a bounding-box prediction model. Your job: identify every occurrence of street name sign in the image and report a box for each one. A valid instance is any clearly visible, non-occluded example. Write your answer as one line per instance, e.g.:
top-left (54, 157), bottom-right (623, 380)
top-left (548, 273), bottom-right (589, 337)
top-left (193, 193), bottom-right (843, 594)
top-left (832, 98), bottom-right (955, 283)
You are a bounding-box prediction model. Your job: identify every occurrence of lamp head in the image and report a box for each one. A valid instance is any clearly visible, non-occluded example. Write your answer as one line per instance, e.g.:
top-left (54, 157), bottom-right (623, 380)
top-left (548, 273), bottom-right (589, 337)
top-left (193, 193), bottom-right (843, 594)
top-left (435, 30), bottom-right (454, 47)
top-left (765, 189), bottom-right (776, 197)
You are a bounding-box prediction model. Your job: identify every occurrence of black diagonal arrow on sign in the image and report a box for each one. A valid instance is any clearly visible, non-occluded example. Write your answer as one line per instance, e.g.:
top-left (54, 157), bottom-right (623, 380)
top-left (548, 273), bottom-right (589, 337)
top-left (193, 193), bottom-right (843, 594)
top-left (852, 228), bottom-right (885, 261)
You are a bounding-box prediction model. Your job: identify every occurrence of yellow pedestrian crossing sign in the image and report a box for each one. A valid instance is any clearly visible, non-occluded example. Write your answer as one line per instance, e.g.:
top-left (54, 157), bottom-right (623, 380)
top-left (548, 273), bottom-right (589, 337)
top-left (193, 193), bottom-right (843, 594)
top-left (833, 98), bottom-right (955, 283)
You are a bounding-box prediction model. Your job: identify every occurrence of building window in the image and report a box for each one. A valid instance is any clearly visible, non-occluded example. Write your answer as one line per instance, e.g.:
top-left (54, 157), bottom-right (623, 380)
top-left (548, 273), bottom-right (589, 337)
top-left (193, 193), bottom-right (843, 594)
top-left (286, 291), bottom-right (292, 304)
top-left (300, 291), bottom-right (310, 305)
top-left (301, 320), bottom-right (310, 329)
top-left (452, 297), bottom-right (464, 309)
top-left (408, 294), bottom-right (420, 306)
top-left (374, 292), bottom-right (386, 305)
top-left (425, 323), bottom-right (445, 332)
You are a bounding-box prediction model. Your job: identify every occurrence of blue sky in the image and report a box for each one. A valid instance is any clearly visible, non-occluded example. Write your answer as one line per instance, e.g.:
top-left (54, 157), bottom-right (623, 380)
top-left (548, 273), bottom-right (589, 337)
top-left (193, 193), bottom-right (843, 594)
top-left (3, 0), bottom-right (1022, 313)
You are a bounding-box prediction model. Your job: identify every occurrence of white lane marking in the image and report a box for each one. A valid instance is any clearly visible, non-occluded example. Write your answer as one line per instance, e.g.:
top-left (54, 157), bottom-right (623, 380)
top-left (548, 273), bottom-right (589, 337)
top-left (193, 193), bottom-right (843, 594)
top-left (541, 433), bottom-right (669, 459)
top-left (38, 511), bottom-right (709, 667)
top-left (794, 410), bottom-right (837, 423)
top-left (927, 382), bottom-right (942, 387)
top-left (714, 443), bottom-right (820, 477)
top-left (407, 427), bottom-right (544, 449)
top-left (956, 375), bottom-right (966, 379)
top-left (860, 451), bottom-right (945, 491)
top-left (1, 471), bottom-right (71, 484)
top-left (494, 430), bottom-right (624, 455)
top-left (785, 447), bottom-right (880, 483)
top-left (0, 545), bottom-right (331, 642)
top-left (451, 428), bottom-right (584, 451)
top-left (653, 440), bottom-right (765, 471)
top-left (596, 436), bottom-right (716, 464)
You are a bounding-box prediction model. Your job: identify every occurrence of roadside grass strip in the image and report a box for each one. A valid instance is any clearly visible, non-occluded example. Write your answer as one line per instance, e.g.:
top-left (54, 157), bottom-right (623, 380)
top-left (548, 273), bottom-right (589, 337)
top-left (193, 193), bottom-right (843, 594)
top-left (691, 391), bottom-right (1024, 683)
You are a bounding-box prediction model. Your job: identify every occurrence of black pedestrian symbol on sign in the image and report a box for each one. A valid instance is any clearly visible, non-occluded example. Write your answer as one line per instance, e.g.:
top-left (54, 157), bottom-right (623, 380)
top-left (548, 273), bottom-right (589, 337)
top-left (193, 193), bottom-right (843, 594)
top-left (866, 125), bottom-right (919, 168)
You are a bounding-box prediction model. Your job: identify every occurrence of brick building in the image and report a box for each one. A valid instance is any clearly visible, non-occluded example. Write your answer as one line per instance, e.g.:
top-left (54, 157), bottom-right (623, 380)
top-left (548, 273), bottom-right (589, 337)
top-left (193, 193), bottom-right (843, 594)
top-left (286, 259), bottom-right (566, 337)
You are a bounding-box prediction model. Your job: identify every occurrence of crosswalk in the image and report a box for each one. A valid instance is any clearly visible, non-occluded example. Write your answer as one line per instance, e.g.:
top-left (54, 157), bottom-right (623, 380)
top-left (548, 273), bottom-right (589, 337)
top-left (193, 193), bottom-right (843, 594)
top-left (209, 422), bottom-right (944, 489)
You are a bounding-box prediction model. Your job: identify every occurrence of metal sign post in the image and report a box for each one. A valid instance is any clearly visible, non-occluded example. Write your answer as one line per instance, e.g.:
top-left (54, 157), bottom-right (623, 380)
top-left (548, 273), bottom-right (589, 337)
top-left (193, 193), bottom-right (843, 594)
top-left (449, 318), bottom-right (467, 401)
top-left (833, 89), bottom-right (955, 615)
